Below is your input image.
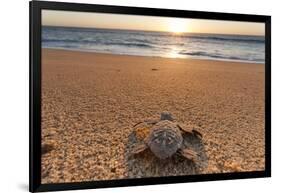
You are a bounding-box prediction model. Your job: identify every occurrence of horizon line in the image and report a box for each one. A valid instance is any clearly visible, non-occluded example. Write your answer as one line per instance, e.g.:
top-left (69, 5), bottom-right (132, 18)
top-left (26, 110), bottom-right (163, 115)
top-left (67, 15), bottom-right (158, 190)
top-left (42, 24), bottom-right (265, 37)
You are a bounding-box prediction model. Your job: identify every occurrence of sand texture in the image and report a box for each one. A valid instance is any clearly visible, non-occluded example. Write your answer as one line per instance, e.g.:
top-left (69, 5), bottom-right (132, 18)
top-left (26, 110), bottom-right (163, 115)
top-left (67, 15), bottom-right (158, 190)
top-left (41, 48), bottom-right (265, 183)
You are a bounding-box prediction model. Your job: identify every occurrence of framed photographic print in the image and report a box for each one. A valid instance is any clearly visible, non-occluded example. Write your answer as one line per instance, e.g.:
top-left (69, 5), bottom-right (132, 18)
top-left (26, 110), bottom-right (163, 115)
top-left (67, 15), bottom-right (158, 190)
top-left (29, 1), bottom-right (271, 192)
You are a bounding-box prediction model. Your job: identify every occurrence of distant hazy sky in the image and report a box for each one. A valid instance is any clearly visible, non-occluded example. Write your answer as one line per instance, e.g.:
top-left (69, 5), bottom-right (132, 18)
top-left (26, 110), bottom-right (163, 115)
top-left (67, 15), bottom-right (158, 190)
top-left (42, 10), bottom-right (265, 36)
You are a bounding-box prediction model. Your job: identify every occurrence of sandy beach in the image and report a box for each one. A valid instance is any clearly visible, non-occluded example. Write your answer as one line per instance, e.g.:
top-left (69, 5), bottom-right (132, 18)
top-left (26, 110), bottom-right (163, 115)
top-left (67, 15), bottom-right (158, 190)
top-left (41, 48), bottom-right (265, 184)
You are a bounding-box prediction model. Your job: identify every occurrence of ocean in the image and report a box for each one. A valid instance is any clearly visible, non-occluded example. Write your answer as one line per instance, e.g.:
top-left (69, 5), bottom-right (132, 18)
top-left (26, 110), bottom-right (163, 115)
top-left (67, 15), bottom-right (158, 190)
top-left (42, 26), bottom-right (265, 63)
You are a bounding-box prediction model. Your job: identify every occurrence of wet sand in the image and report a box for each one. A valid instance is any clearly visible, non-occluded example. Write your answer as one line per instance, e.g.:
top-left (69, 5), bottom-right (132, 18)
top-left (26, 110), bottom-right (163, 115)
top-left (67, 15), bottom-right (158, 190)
top-left (41, 48), bottom-right (265, 183)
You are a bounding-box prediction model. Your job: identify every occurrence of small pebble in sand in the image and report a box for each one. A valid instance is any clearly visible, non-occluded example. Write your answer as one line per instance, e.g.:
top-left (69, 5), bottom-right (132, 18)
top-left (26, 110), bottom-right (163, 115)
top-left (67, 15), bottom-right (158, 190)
top-left (224, 161), bottom-right (243, 172)
top-left (42, 143), bottom-right (55, 155)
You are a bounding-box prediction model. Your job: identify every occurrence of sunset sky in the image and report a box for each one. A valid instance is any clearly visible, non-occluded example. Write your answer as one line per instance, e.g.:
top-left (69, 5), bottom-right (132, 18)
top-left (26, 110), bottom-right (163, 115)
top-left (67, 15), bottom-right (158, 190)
top-left (42, 10), bottom-right (265, 36)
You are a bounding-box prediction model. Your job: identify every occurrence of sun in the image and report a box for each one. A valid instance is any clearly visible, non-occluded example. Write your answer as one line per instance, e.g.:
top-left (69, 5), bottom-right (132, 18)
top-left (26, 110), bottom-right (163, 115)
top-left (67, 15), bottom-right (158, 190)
top-left (168, 19), bottom-right (189, 34)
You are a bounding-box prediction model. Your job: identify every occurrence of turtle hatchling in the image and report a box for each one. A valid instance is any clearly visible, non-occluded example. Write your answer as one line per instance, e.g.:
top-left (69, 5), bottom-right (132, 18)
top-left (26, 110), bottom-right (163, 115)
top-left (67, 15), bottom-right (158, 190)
top-left (131, 112), bottom-right (202, 161)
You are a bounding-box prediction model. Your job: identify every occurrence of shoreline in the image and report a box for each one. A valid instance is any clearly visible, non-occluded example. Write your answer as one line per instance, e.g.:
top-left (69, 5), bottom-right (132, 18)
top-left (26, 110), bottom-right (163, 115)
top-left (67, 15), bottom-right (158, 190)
top-left (42, 47), bottom-right (264, 65)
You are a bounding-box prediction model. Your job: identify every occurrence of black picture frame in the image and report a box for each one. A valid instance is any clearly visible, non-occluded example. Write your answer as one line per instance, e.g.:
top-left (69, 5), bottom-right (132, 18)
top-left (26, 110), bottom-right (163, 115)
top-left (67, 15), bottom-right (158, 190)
top-left (29, 1), bottom-right (271, 192)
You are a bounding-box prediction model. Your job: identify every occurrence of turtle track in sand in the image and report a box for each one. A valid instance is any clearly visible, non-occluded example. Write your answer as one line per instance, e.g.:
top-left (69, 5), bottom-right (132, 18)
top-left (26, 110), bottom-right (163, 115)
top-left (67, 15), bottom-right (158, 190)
top-left (124, 122), bottom-right (208, 178)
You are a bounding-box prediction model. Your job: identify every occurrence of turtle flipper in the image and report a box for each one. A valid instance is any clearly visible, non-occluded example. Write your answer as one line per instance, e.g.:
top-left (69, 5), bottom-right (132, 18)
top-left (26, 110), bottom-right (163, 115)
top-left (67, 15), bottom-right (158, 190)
top-left (177, 124), bottom-right (203, 139)
top-left (131, 143), bottom-right (148, 154)
top-left (192, 129), bottom-right (203, 138)
top-left (179, 148), bottom-right (198, 162)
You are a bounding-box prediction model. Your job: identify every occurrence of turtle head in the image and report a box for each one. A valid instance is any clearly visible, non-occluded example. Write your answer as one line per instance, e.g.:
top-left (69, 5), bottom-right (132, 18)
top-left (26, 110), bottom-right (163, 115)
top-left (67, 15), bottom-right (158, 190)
top-left (160, 111), bottom-right (174, 121)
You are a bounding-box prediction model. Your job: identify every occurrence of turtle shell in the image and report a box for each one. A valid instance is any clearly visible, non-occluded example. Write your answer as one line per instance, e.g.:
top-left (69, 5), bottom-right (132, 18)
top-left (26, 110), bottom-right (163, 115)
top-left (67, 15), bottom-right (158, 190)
top-left (146, 120), bottom-right (183, 159)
